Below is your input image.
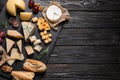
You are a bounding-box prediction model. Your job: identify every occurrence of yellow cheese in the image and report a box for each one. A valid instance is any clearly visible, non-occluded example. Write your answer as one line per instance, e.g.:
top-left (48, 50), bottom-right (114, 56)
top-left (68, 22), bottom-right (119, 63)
top-left (25, 46), bottom-right (34, 55)
top-left (7, 30), bottom-right (23, 39)
top-left (17, 40), bottom-right (22, 53)
top-left (20, 12), bottom-right (32, 21)
top-left (6, 0), bottom-right (26, 16)
top-left (32, 17), bottom-right (38, 22)
top-left (6, 38), bottom-right (15, 53)
top-left (7, 48), bottom-right (24, 65)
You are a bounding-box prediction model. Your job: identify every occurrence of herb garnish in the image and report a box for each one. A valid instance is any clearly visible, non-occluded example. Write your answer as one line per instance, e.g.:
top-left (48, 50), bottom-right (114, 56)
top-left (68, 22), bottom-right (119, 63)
top-left (1, 20), bottom-right (8, 28)
top-left (36, 47), bottom-right (49, 60)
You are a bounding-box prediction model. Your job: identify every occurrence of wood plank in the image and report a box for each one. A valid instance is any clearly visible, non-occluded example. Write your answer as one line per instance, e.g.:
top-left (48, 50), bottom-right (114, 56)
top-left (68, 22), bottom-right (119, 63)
top-left (63, 11), bottom-right (120, 29)
top-left (48, 46), bottom-right (120, 63)
top-left (56, 28), bottom-right (120, 46)
top-left (42, 64), bottom-right (120, 79)
top-left (41, 0), bottom-right (120, 11)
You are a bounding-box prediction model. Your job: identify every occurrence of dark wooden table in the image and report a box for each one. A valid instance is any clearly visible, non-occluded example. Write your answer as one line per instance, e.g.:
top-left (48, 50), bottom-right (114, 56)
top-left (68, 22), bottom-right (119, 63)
top-left (1, 0), bottom-right (120, 80)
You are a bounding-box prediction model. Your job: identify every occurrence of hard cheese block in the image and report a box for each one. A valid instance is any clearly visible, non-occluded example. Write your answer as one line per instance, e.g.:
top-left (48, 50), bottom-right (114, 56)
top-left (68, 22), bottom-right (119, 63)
top-left (6, 0), bottom-right (25, 16)
top-left (20, 12), bottom-right (32, 21)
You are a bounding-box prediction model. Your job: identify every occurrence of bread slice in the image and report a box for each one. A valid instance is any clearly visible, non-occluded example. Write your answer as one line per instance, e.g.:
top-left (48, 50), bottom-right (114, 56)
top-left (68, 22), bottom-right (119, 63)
top-left (7, 30), bottom-right (23, 39)
top-left (11, 71), bottom-right (35, 80)
top-left (23, 59), bottom-right (47, 73)
top-left (17, 40), bottom-right (22, 53)
top-left (6, 38), bottom-right (15, 53)
top-left (22, 22), bottom-right (36, 41)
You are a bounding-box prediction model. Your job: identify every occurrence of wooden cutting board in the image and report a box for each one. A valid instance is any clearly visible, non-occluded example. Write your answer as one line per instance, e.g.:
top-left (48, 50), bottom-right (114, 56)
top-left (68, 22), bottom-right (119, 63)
top-left (0, 0), bottom-right (63, 79)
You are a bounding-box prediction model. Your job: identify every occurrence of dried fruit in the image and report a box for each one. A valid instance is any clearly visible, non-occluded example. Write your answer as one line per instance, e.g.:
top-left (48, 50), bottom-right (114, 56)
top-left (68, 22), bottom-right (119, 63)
top-left (8, 17), bottom-right (19, 28)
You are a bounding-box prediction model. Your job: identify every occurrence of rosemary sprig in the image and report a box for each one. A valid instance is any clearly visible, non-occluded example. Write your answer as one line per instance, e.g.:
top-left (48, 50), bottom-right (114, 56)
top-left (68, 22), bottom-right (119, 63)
top-left (36, 47), bottom-right (49, 60)
top-left (1, 20), bottom-right (8, 28)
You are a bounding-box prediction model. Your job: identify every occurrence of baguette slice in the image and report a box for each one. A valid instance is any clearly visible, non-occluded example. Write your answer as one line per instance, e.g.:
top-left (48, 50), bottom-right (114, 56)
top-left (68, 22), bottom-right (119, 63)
top-left (23, 59), bottom-right (47, 73)
top-left (11, 71), bottom-right (35, 80)
top-left (7, 30), bottom-right (23, 39)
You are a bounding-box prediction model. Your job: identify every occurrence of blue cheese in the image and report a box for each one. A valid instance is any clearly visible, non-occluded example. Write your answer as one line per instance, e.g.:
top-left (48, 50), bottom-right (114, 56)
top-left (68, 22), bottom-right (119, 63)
top-left (22, 22), bottom-right (36, 41)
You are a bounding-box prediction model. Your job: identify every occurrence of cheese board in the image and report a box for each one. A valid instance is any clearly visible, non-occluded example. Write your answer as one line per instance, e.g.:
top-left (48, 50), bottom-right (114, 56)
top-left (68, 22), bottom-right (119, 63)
top-left (0, 0), bottom-right (69, 80)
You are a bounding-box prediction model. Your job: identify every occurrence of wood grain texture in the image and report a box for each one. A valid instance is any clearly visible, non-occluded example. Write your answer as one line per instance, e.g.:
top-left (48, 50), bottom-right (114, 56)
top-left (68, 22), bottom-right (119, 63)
top-left (1, 0), bottom-right (120, 80)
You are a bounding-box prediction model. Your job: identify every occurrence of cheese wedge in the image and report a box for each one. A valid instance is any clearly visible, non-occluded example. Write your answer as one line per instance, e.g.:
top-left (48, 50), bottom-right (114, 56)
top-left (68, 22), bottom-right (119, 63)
top-left (22, 22), bottom-right (36, 41)
top-left (20, 12), bottom-right (32, 21)
top-left (7, 30), bottom-right (23, 39)
top-left (7, 48), bottom-right (24, 65)
top-left (6, 0), bottom-right (25, 16)
top-left (17, 40), bottom-right (22, 53)
top-left (46, 5), bottom-right (62, 22)
top-left (10, 48), bottom-right (24, 60)
top-left (6, 38), bottom-right (15, 53)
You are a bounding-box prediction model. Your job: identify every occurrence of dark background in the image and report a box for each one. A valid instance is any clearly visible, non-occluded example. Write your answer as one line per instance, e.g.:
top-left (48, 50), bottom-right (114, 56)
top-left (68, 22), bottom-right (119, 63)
top-left (1, 0), bottom-right (120, 80)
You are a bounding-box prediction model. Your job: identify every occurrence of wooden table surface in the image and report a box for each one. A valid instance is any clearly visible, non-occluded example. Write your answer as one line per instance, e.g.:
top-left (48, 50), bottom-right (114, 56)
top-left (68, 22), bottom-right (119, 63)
top-left (1, 0), bottom-right (120, 80)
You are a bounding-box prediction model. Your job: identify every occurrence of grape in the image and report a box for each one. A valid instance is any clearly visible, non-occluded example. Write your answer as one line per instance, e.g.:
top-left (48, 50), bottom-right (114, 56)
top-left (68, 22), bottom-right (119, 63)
top-left (0, 31), bottom-right (5, 38)
top-left (0, 38), bottom-right (3, 43)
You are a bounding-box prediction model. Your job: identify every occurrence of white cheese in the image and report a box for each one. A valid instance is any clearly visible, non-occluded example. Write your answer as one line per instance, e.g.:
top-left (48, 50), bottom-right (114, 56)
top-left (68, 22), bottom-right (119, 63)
top-left (29, 35), bottom-right (37, 43)
top-left (34, 45), bottom-right (42, 52)
top-left (33, 39), bottom-right (41, 46)
top-left (46, 5), bottom-right (62, 22)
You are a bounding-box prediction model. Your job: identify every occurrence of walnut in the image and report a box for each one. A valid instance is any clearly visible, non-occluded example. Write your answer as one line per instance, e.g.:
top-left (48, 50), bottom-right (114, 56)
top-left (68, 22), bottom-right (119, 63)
top-left (34, 3), bottom-right (44, 11)
top-left (2, 65), bottom-right (13, 72)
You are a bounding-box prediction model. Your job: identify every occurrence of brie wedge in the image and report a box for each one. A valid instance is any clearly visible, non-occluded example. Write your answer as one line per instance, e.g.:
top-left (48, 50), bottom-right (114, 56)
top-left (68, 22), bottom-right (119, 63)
top-left (46, 5), bottom-right (62, 22)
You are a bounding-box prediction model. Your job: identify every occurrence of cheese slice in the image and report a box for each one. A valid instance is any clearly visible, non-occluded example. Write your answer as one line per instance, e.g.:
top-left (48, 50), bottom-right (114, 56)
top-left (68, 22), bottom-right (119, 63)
top-left (7, 48), bottom-right (24, 65)
top-left (25, 46), bottom-right (34, 55)
top-left (10, 48), bottom-right (24, 60)
top-left (6, 0), bottom-right (26, 16)
top-left (22, 22), bottom-right (36, 41)
top-left (7, 30), bottom-right (23, 39)
top-left (20, 12), bottom-right (32, 21)
top-left (6, 38), bottom-right (15, 53)
top-left (17, 40), bottom-right (22, 53)
top-left (46, 5), bottom-right (62, 22)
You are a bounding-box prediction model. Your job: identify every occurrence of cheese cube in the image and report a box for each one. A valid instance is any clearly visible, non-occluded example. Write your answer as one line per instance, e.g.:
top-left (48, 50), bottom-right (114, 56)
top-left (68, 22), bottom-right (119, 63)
top-left (44, 39), bottom-right (49, 44)
top-left (29, 35), bottom-right (37, 43)
top-left (40, 32), bottom-right (44, 36)
top-left (42, 35), bottom-right (46, 40)
top-left (45, 35), bottom-right (49, 39)
top-left (25, 46), bottom-right (34, 55)
top-left (43, 31), bottom-right (47, 35)
top-left (34, 45), bottom-right (42, 52)
top-left (48, 38), bottom-right (52, 42)
top-left (48, 33), bottom-right (52, 37)
top-left (32, 17), bottom-right (38, 22)
top-left (33, 39), bottom-right (41, 45)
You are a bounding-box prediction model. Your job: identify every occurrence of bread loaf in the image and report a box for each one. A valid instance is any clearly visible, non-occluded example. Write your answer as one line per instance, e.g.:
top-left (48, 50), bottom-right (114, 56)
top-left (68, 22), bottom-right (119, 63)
top-left (23, 59), bottom-right (47, 73)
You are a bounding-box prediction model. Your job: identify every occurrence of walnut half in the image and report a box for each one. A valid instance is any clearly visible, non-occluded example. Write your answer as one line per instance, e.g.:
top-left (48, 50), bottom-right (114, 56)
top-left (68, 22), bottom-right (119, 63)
top-left (2, 65), bottom-right (13, 72)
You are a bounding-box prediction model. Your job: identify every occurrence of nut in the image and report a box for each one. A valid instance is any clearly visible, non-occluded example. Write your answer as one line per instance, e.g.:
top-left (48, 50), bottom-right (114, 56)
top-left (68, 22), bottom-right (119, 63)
top-left (2, 65), bottom-right (13, 72)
